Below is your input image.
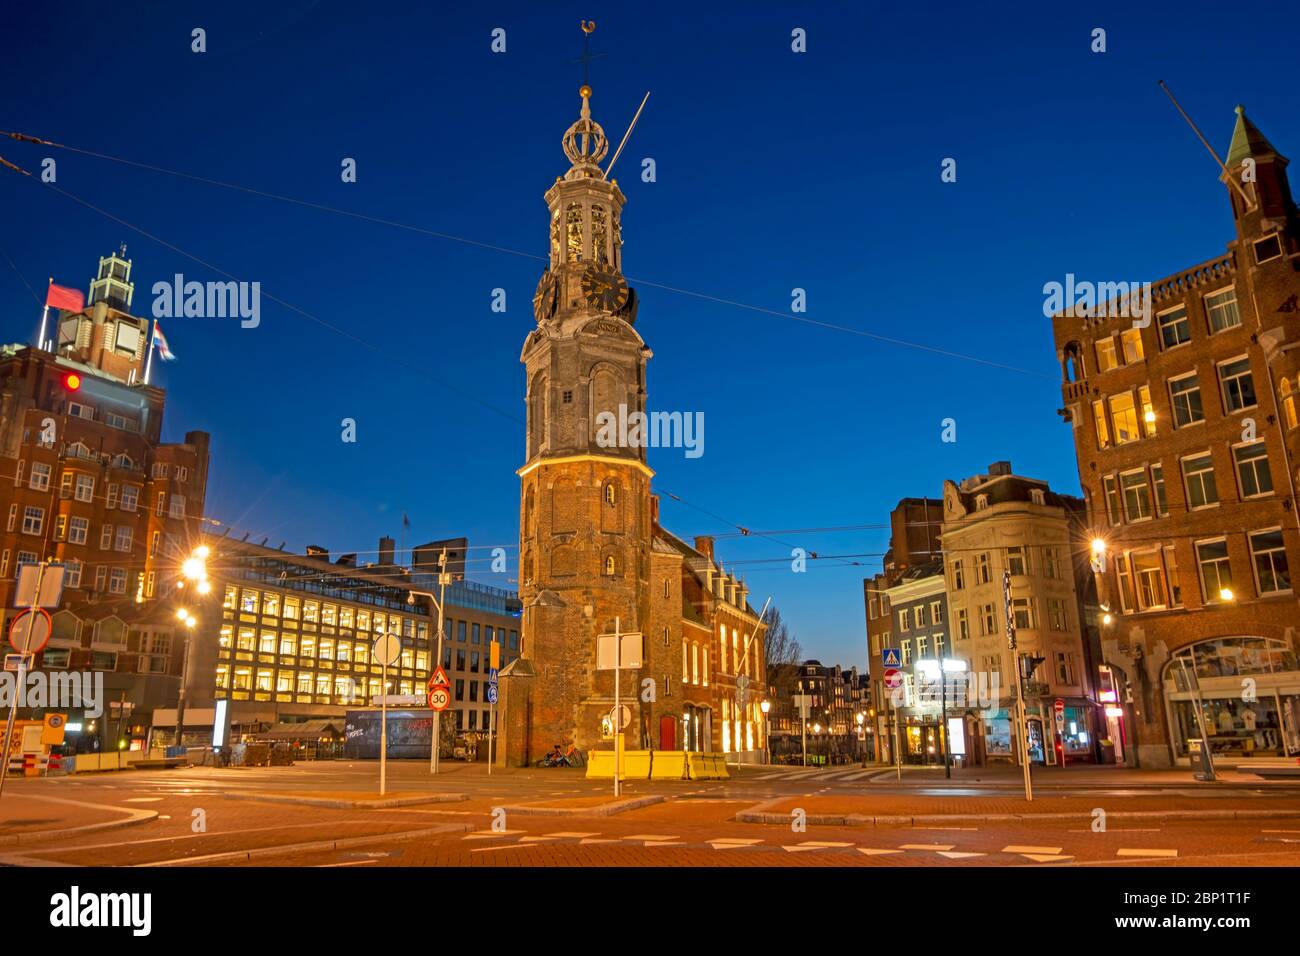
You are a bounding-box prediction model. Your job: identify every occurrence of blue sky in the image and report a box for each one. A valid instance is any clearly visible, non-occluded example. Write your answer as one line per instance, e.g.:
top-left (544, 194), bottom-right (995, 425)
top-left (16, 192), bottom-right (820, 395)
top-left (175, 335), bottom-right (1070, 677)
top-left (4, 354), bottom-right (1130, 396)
top-left (2, 1), bottom-right (1296, 670)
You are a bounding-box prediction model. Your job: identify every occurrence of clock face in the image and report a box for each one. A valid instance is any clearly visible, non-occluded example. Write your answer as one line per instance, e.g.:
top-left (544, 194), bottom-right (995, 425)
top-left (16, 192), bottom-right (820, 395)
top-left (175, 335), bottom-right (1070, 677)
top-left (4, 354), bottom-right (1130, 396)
top-left (581, 266), bottom-right (629, 313)
top-left (532, 272), bottom-right (558, 323)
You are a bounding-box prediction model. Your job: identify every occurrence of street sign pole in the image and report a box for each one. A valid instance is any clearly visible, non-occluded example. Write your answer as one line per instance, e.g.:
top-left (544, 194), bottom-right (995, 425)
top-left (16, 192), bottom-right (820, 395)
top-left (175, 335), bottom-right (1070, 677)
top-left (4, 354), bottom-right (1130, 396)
top-left (431, 549), bottom-right (447, 775)
top-left (380, 652), bottom-right (388, 796)
top-left (0, 560), bottom-right (46, 799)
top-left (1004, 570), bottom-right (1033, 803)
top-left (614, 616), bottom-right (622, 799)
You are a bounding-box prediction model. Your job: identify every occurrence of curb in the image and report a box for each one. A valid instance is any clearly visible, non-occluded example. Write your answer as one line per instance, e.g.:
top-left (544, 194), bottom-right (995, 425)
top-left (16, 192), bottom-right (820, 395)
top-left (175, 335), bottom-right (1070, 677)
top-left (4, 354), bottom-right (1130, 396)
top-left (735, 807), bottom-right (1300, 826)
top-left (138, 822), bottom-right (475, 867)
top-left (502, 795), bottom-right (665, 817)
top-left (223, 792), bottom-right (467, 810)
top-left (0, 794), bottom-right (160, 847)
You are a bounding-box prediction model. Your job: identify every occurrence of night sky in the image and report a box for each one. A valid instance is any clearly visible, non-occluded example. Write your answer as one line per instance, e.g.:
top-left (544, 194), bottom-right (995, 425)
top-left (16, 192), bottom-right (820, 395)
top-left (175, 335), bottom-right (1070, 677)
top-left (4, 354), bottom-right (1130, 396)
top-left (2, 1), bottom-right (1296, 670)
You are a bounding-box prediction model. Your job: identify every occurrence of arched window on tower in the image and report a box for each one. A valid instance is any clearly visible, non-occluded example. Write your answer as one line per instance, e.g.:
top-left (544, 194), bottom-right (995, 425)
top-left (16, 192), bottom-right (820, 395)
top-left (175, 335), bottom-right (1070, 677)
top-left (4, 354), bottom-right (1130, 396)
top-left (1062, 341), bottom-right (1084, 384)
top-left (605, 483), bottom-right (617, 505)
top-left (604, 554), bottom-right (616, 576)
top-left (550, 208), bottom-right (561, 264)
top-left (1281, 377), bottom-right (1298, 430)
top-left (565, 203), bottom-right (584, 262)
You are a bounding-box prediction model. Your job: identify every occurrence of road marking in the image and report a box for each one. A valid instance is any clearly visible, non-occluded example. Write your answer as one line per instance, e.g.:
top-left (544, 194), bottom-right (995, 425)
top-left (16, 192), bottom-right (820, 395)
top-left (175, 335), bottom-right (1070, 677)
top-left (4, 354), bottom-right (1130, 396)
top-left (782, 845), bottom-right (821, 853)
top-left (1116, 848), bottom-right (1178, 858)
top-left (519, 836), bottom-right (559, 842)
top-left (1022, 854), bottom-right (1074, 863)
top-left (709, 838), bottom-right (762, 849)
top-left (937, 851), bottom-right (986, 859)
top-left (899, 843), bottom-right (956, 851)
top-left (123, 797), bottom-right (163, 803)
top-left (578, 838), bottom-right (619, 844)
top-left (317, 859), bottom-right (377, 867)
top-left (623, 834), bottom-right (679, 842)
top-left (858, 848), bottom-right (904, 856)
top-left (1002, 845), bottom-right (1062, 855)
top-left (1262, 829), bottom-right (1300, 833)
top-left (916, 826), bottom-right (977, 831)
top-left (470, 843), bottom-right (540, 853)
top-left (643, 841), bottom-right (685, 847)
top-left (463, 829), bottom-right (526, 840)
top-left (543, 832), bottom-right (600, 839)
top-left (798, 841), bottom-right (854, 848)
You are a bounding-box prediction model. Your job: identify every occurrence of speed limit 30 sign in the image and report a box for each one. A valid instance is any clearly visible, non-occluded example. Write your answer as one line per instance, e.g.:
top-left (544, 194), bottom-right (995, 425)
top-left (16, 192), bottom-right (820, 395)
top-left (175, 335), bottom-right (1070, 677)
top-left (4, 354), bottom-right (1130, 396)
top-left (427, 685), bottom-right (452, 712)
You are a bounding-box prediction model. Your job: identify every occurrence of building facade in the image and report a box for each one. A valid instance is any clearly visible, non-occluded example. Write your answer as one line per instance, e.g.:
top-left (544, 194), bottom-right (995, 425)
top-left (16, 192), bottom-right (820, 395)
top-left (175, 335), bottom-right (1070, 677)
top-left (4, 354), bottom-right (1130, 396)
top-left (940, 462), bottom-right (1102, 766)
top-left (885, 560), bottom-right (956, 765)
top-left (2, 249), bottom-right (211, 751)
top-left (154, 535), bottom-right (522, 746)
top-left (497, 60), bottom-right (768, 767)
top-left (1052, 107), bottom-right (1300, 767)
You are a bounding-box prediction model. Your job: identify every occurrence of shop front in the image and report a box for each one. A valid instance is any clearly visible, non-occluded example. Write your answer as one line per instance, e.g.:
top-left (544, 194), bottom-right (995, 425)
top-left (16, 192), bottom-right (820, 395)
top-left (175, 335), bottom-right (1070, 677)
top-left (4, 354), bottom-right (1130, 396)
top-left (1163, 636), bottom-right (1300, 761)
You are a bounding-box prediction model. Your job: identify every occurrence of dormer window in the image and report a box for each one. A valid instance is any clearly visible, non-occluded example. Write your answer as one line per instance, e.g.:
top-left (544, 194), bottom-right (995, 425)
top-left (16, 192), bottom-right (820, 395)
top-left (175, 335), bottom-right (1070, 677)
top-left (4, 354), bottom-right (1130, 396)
top-left (1030, 488), bottom-right (1045, 505)
top-left (975, 494), bottom-right (989, 511)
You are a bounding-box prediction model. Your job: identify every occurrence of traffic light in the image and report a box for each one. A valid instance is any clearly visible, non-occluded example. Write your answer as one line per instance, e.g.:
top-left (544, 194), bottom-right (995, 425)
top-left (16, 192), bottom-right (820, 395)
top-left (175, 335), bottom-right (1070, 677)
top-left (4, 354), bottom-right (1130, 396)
top-left (61, 372), bottom-right (81, 392)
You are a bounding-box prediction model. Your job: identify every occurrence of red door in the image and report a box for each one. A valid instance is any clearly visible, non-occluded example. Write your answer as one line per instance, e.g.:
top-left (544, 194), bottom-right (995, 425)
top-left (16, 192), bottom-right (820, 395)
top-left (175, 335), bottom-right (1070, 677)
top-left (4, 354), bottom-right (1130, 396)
top-left (659, 715), bottom-right (676, 750)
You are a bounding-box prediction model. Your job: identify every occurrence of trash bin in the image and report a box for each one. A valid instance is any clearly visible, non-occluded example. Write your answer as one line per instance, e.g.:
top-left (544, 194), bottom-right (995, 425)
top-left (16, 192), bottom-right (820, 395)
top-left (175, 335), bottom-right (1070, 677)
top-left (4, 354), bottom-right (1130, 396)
top-left (1099, 739), bottom-right (1116, 765)
top-left (1187, 737), bottom-right (1215, 781)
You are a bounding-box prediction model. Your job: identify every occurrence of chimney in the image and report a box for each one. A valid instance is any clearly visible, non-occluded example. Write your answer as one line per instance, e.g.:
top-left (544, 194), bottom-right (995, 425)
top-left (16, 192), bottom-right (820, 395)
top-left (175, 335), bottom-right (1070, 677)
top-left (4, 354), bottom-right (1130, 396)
top-left (379, 535), bottom-right (396, 567)
top-left (306, 545), bottom-right (328, 561)
top-left (335, 553), bottom-right (357, 568)
top-left (989, 461), bottom-right (1012, 477)
top-left (694, 535), bottom-right (715, 561)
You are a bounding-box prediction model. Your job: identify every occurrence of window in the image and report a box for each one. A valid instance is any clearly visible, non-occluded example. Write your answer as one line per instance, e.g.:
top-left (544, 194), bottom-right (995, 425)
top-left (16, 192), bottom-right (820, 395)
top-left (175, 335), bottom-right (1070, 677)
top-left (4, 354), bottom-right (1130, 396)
top-left (1131, 550), bottom-right (1168, 610)
top-left (1006, 546), bottom-right (1030, 576)
top-left (898, 608), bottom-right (910, 632)
top-left (120, 486), bottom-right (138, 512)
top-left (956, 608), bottom-right (969, 640)
top-left (1103, 475), bottom-right (1122, 525)
top-left (113, 526), bottom-right (132, 551)
top-left (1218, 357), bottom-right (1257, 413)
top-left (931, 601), bottom-right (943, 624)
top-left (1169, 374), bottom-right (1204, 428)
top-left (1048, 598), bottom-right (1068, 630)
top-left (54, 515), bottom-right (67, 541)
top-left (108, 568), bottom-right (127, 594)
top-left (1249, 529), bottom-right (1291, 595)
top-left (1120, 327), bottom-right (1144, 364)
top-left (1150, 464), bottom-right (1169, 516)
top-left (100, 524), bottom-right (113, 549)
top-left (156, 492), bottom-right (165, 516)
top-left (1196, 539), bottom-right (1233, 602)
top-left (951, 560), bottom-right (964, 590)
top-left (980, 603), bottom-right (996, 637)
top-left (1181, 453), bottom-right (1219, 509)
top-left (1093, 336), bottom-right (1119, 372)
top-left (1120, 470), bottom-right (1152, 522)
top-left (21, 506), bottom-right (44, 535)
top-left (472, 623), bottom-right (480, 644)
top-left (901, 640), bottom-right (911, 666)
top-left (29, 462), bottom-right (50, 491)
top-left (1164, 546), bottom-right (1183, 607)
top-left (1139, 385), bottom-right (1156, 437)
top-left (1011, 597), bottom-right (1034, 630)
top-left (65, 559), bottom-right (82, 589)
top-left (69, 517), bottom-right (88, 545)
top-left (915, 635), bottom-right (928, 658)
top-left (1055, 652), bottom-right (1074, 685)
top-left (975, 552), bottom-right (991, 585)
top-left (75, 474), bottom-right (94, 502)
top-left (1283, 379), bottom-right (1300, 430)
top-left (1204, 288), bottom-right (1241, 333)
top-left (106, 483), bottom-right (118, 509)
top-left (914, 605), bottom-right (927, 629)
top-left (1092, 400), bottom-right (1111, 449)
top-left (1254, 233), bottom-right (1283, 264)
top-left (975, 494), bottom-right (989, 511)
top-left (1158, 306), bottom-right (1191, 349)
top-left (1234, 441), bottom-right (1273, 498)
top-left (169, 494), bottom-right (185, 519)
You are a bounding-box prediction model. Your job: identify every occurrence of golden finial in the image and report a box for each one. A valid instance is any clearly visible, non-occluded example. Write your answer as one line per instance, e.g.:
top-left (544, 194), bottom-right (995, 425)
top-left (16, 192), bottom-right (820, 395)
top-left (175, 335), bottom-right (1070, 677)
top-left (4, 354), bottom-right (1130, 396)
top-left (581, 20), bottom-right (596, 34)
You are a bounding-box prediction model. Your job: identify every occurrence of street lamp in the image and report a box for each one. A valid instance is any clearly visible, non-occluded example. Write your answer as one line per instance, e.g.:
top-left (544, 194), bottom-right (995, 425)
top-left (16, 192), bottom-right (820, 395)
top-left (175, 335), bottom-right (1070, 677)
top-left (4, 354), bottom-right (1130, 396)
top-left (1218, 587), bottom-right (1234, 602)
top-left (171, 544), bottom-right (208, 755)
top-left (407, 547), bottom-right (450, 774)
top-left (759, 699), bottom-right (771, 765)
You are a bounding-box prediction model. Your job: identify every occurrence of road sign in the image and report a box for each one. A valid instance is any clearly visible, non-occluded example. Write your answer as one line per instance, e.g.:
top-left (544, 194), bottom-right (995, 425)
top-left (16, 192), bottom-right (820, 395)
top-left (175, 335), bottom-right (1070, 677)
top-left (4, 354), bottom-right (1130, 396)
top-left (488, 667), bottom-right (498, 684)
top-left (427, 685), bottom-right (452, 712)
top-left (373, 694), bottom-right (424, 706)
top-left (883, 668), bottom-right (903, 690)
top-left (42, 713), bottom-right (67, 747)
top-left (8, 608), bottom-right (52, 654)
top-left (373, 633), bottom-right (401, 666)
top-left (882, 647), bottom-right (902, 669)
top-left (428, 666), bottom-right (451, 689)
top-left (596, 631), bottom-right (643, 669)
top-left (607, 704), bottom-right (631, 731)
top-left (487, 684), bottom-right (498, 705)
top-left (3, 654), bottom-right (23, 673)
top-left (1054, 698), bottom-right (1065, 714)
top-left (792, 693), bottom-right (812, 718)
top-left (489, 639), bottom-right (500, 671)
top-left (13, 563), bottom-right (65, 609)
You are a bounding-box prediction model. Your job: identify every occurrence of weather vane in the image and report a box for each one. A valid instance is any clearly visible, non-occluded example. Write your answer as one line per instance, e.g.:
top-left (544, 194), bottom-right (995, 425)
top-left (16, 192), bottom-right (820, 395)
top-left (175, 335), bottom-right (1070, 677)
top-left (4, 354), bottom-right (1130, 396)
top-left (572, 19), bottom-right (605, 91)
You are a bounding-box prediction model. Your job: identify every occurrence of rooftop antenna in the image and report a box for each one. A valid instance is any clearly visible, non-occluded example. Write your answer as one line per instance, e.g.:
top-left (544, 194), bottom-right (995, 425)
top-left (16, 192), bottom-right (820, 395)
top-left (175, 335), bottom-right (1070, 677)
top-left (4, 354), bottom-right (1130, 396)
top-left (1158, 80), bottom-right (1254, 210)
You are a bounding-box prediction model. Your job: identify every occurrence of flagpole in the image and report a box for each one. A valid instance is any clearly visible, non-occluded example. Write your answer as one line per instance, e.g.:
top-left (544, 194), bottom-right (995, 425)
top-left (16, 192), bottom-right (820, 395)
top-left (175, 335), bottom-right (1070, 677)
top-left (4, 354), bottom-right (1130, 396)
top-left (143, 319), bottom-right (156, 385)
top-left (37, 278), bottom-right (51, 351)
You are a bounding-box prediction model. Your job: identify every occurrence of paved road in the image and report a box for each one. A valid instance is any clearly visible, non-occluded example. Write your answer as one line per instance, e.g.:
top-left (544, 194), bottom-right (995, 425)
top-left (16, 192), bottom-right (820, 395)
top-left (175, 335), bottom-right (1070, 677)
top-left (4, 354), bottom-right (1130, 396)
top-left (4, 761), bottom-right (1299, 867)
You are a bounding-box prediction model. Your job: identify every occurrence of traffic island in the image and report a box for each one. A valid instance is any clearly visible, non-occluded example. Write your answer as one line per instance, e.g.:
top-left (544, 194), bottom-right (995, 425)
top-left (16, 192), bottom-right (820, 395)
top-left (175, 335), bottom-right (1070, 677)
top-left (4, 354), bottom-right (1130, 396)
top-left (0, 793), bottom-right (159, 847)
top-left (501, 794), bottom-right (666, 816)
top-left (222, 790), bottom-right (468, 810)
top-left (735, 793), bottom-right (1300, 826)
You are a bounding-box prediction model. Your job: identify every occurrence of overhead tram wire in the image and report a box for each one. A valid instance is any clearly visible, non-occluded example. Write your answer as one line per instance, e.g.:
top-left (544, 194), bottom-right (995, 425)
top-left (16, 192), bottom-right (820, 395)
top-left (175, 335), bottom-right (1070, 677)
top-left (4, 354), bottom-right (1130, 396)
top-left (2, 129), bottom-right (1049, 379)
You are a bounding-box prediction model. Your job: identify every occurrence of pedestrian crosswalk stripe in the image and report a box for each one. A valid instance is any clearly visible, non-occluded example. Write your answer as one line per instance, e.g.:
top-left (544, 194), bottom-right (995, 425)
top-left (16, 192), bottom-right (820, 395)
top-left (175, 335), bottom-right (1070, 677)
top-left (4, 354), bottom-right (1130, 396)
top-left (578, 838), bottom-right (619, 844)
top-left (543, 832), bottom-right (600, 838)
top-left (858, 848), bottom-right (904, 856)
top-left (937, 851), bottom-right (985, 859)
top-left (709, 838), bottom-right (763, 849)
top-left (519, 836), bottom-right (558, 842)
top-left (1022, 854), bottom-right (1074, 863)
top-left (899, 844), bottom-right (956, 851)
top-left (782, 845), bottom-right (821, 853)
top-left (624, 834), bottom-right (678, 842)
top-left (464, 830), bottom-right (525, 840)
top-left (799, 841), bottom-right (854, 848)
top-left (1002, 845), bottom-right (1062, 855)
top-left (643, 841), bottom-right (685, 847)
top-left (1117, 848), bottom-right (1178, 858)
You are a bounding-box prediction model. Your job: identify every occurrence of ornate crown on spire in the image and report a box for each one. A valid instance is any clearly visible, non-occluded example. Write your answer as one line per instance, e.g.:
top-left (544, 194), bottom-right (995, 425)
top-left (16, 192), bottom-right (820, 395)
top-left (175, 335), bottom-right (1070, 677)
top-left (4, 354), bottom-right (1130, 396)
top-left (562, 86), bottom-right (608, 176)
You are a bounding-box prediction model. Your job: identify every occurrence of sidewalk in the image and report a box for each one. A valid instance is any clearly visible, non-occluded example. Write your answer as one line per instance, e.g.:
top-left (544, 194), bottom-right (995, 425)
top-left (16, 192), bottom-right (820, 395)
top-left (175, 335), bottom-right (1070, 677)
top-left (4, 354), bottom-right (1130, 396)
top-left (801, 762), bottom-right (1299, 788)
top-left (0, 793), bottom-right (157, 845)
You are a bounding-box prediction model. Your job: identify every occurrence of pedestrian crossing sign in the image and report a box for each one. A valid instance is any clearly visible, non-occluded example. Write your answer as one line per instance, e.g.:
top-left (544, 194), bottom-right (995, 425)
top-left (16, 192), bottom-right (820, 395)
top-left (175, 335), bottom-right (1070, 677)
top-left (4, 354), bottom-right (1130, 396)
top-left (882, 647), bottom-right (902, 668)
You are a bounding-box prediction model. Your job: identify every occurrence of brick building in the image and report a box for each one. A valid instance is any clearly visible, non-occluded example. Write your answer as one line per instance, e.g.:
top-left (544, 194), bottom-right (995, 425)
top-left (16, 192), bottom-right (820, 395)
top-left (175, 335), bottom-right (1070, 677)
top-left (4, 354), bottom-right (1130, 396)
top-left (497, 71), bottom-right (768, 766)
top-left (0, 248), bottom-right (210, 751)
top-left (1052, 106), bottom-right (1300, 766)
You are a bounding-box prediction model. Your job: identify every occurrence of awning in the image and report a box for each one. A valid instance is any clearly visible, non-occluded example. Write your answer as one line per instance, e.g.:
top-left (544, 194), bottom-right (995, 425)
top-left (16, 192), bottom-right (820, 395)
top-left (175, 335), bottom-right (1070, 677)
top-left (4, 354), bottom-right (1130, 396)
top-left (249, 719), bottom-right (344, 741)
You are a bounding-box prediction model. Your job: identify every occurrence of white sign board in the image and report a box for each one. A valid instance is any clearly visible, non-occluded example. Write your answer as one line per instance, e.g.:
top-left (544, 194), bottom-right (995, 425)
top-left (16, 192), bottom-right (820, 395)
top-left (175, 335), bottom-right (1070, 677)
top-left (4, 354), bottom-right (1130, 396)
top-left (373, 694), bottom-right (424, 707)
top-left (373, 634), bottom-right (402, 667)
top-left (14, 563), bottom-right (65, 609)
top-left (792, 694), bottom-right (812, 718)
top-left (596, 632), bottom-right (643, 670)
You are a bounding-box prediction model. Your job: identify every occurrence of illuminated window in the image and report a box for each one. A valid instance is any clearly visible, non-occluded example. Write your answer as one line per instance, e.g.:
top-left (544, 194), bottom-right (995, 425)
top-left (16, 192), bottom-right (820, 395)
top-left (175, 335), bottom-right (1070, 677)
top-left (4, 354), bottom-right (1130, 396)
top-left (1195, 539), bottom-right (1233, 602)
top-left (1108, 392), bottom-right (1140, 444)
top-left (283, 597), bottom-right (299, 620)
top-left (258, 631), bottom-right (276, 653)
top-left (1120, 328), bottom-right (1144, 364)
top-left (1093, 336), bottom-right (1119, 372)
top-left (1204, 288), bottom-right (1240, 333)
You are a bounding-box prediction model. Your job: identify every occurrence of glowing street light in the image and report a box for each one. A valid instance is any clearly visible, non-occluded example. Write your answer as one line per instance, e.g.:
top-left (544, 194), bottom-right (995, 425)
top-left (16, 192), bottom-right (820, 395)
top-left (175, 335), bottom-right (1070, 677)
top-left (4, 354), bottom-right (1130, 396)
top-left (1219, 587), bottom-right (1234, 602)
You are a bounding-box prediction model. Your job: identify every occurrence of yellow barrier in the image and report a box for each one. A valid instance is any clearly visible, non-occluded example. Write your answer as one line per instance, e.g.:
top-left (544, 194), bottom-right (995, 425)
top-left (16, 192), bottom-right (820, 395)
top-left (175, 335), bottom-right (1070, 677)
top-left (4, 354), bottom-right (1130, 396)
top-left (650, 750), bottom-right (687, 779)
top-left (686, 752), bottom-right (730, 780)
top-left (585, 750), bottom-right (618, 778)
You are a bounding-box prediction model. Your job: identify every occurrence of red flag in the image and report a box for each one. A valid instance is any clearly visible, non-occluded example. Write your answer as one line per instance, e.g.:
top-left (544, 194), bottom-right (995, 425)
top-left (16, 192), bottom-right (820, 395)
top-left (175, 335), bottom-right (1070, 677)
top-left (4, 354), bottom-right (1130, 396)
top-left (46, 283), bottom-right (85, 313)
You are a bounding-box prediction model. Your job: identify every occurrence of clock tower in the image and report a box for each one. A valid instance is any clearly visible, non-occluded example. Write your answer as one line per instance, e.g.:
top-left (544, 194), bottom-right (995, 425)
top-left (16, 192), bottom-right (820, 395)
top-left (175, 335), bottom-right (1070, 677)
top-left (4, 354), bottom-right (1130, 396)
top-left (497, 33), bottom-right (657, 766)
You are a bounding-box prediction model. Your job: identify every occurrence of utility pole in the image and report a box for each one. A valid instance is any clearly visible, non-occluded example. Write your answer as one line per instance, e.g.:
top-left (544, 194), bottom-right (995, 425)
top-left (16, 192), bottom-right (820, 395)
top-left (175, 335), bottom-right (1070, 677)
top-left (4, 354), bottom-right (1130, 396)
top-left (430, 548), bottom-right (447, 775)
top-left (1004, 570), bottom-right (1033, 802)
top-left (0, 561), bottom-right (46, 799)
